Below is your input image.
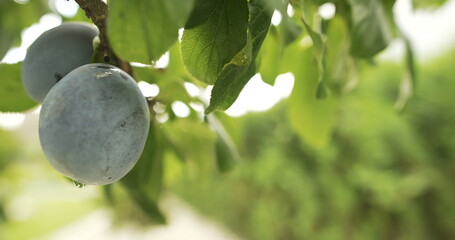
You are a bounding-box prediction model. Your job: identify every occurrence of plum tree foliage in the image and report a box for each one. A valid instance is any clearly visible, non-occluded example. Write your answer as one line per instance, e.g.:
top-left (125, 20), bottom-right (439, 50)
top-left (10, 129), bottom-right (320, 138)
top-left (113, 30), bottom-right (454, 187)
top-left (0, 0), bottom-right (450, 223)
top-left (21, 22), bottom-right (98, 102)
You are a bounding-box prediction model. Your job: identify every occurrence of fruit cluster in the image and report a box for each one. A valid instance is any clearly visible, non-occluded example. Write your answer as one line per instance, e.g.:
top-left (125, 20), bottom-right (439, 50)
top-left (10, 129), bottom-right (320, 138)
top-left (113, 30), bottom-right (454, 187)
top-left (22, 22), bottom-right (150, 185)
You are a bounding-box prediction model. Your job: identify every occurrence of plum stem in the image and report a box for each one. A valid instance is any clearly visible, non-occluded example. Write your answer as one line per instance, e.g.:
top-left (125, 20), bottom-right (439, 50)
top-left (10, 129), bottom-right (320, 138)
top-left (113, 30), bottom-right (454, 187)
top-left (74, 0), bottom-right (132, 75)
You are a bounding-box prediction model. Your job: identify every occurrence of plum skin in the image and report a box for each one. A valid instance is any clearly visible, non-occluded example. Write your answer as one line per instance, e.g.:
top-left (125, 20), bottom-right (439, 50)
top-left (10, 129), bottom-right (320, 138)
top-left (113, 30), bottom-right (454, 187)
top-left (39, 63), bottom-right (150, 185)
top-left (22, 22), bottom-right (99, 102)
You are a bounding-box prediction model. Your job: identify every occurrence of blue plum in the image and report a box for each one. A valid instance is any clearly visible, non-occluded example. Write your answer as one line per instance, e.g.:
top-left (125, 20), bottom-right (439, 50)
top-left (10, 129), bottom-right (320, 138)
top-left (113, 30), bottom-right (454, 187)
top-left (22, 22), bottom-right (99, 102)
top-left (39, 63), bottom-right (150, 185)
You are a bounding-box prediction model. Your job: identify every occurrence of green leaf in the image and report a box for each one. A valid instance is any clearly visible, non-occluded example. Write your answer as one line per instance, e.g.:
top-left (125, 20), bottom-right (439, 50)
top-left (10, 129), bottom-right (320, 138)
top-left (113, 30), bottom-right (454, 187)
top-left (258, 27), bottom-right (282, 85)
top-left (257, 0), bottom-right (302, 86)
top-left (404, 37), bottom-right (417, 86)
top-left (0, 63), bottom-right (36, 112)
top-left (300, 11), bottom-right (328, 99)
top-left (300, 18), bottom-right (324, 70)
top-left (382, 0), bottom-right (398, 10)
top-left (64, 8), bottom-right (93, 23)
top-left (107, 0), bottom-right (195, 63)
top-left (348, 0), bottom-right (392, 58)
top-left (257, 14), bottom-right (301, 86)
top-left (280, 12), bottom-right (303, 46)
top-left (324, 16), bottom-right (357, 93)
top-left (206, 114), bottom-right (239, 172)
top-left (132, 65), bottom-right (192, 105)
top-left (286, 43), bottom-right (338, 149)
top-left (0, 201), bottom-right (5, 222)
top-left (120, 122), bottom-right (166, 223)
top-left (0, 0), bottom-right (49, 58)
top-left (181, 0), bottom-right (249, 84)
top-left (205, 0), bottom-right (273, 113)
top-left (0, 33), bottom-right (15, 61)
top-left (205, 38), bottom-right (254, 114)
top-left (163, 118), bottom-right (217, 179)
top-left (262, 0), bottom-right (301, 46)
top-left (167, 42), bottom-right (192, 78)
top-left (412, 0), bottom-right (447, 9)
top-left (128, 193), bottom-right (165, 223)
top-left (0, 130), bottom-right (19, 170)
top-left (395, 36), bottom-right (416, 111)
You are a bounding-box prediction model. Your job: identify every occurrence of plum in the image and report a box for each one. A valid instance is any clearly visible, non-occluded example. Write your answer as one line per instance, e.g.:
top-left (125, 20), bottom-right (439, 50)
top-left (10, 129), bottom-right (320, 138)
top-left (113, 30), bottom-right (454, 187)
top-left (39, 63), bottom-right (150, 185)
top-left (22, 22), bottom-right (99, 102)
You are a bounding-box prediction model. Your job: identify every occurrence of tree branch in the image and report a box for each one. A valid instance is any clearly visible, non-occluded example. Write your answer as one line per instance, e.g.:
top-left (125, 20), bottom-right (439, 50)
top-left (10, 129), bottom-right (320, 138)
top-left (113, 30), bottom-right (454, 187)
top-left (74, 0), bottom-right (132, 75)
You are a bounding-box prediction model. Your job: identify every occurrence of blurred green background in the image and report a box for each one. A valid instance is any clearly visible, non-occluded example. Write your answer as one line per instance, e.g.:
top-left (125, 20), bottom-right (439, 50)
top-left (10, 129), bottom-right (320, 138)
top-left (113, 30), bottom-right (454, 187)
top-left (173, 47), bottom-right (455, 240)
top-left (1, 45), bottom-right (454, 240)
top-left (1, 0), bottom-right (455, 239)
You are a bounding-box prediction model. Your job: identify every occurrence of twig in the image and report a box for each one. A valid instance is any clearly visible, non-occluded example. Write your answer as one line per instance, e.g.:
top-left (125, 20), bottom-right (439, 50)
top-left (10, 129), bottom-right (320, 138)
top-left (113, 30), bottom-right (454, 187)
top-left (74, 0), bottom-right (108, 55)
top-left (74, 0), bottom-right (132, 75)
